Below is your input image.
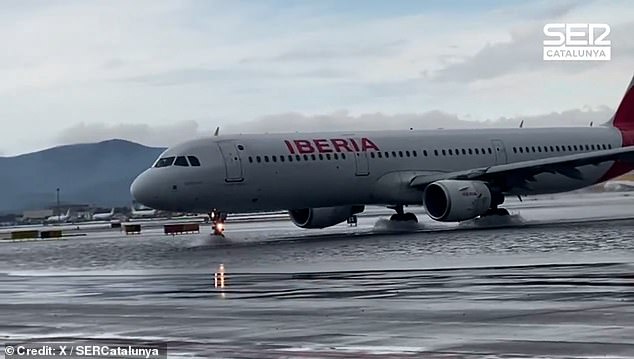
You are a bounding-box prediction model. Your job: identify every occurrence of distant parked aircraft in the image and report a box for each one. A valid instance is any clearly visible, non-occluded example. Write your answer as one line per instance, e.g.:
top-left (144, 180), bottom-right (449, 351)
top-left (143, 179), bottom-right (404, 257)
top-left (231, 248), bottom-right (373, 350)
top-left (46, 209), bottom-right (71, 223)
top-left (92, 208), bottom-right (115, 221)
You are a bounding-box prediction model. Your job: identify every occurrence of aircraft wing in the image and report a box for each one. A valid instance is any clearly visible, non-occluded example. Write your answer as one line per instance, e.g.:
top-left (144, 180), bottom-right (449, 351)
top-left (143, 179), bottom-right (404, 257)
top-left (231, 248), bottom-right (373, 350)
top-left (409, 146), bottom-right (634, 192)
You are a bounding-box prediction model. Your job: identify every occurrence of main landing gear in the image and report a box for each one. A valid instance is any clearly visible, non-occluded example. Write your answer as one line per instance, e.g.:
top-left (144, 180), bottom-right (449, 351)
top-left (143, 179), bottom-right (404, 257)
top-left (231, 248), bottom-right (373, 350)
top-left (209, 210), bottom-right (227, 236)
top-left (482, 192), bottom-right (510, 217)
top-left (388, 205), bottom-right (418, 222)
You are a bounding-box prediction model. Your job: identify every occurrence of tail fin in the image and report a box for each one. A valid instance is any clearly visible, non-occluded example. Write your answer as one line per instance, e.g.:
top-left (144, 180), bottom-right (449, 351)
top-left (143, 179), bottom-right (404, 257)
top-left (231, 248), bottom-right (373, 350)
top-left (609, 75), bottom-right (634, 130)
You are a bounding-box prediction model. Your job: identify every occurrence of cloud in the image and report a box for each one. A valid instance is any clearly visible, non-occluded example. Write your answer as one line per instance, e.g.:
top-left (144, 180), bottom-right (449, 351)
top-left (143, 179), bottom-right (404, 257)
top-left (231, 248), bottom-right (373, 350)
top-left (124, 67), bottom-right (350, 87)
top-left (225, 106), bottom-right (614, 133)
top-left (47, 106), bottom-right (613, 153)
top-left (432, 5), bottom-right (634, 83)
top-left (55, 121), bottom-right (207, 148)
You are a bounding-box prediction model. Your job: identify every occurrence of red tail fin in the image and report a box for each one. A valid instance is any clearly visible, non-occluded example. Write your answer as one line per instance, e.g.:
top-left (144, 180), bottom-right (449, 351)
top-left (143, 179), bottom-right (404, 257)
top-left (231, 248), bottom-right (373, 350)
top-left (611, 75), bottom-right (634, 130)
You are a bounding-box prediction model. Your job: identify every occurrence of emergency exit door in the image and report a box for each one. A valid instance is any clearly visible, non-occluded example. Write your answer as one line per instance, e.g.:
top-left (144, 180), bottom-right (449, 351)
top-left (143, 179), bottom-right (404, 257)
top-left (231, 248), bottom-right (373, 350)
top-left (491, 139), bottom-right (508, 165)
top-left (354, 152), bottom-right (370, 176)
top-left (217, 141), bottom-right (244, 182)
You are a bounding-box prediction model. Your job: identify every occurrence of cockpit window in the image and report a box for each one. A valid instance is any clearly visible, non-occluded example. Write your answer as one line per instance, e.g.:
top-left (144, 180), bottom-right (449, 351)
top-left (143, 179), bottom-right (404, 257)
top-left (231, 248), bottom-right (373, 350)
top-left (187, 156), bottom-right (201, 167)
top-left (174, 156), bottom-right (189, 167)
top-left (154, 157), bottom-right (175, 168)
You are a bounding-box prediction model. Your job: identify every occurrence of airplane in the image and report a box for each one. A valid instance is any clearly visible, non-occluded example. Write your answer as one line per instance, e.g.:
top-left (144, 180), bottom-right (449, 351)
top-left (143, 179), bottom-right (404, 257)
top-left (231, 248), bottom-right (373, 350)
top-left (92, 208), bottom-right (115, 221)
top-left (131, 75), bottom-right (634, 236)
top-left (130, 206), bottom-right (157, 218)
top-left (46, 209), bottom-right (71, 223)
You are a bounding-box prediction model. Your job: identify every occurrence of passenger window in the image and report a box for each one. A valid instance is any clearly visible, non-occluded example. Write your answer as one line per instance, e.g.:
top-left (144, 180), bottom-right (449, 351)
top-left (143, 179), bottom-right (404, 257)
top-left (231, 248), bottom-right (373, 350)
top-left (370, 152), bottom-right (375, 158)
top-left (319, 154), bottom-right (324, 160)
top-left (264, 156), bottom-right (269, 162)
top-left (399, 151), bottom-right (403, 157)
top-left (187, 156), bottom-right (201, 166)
top-left (280, 156), bottom-right (285, 162)
top-left (525, 146), bottom-right (530, 153)
top-left (272, 156), bottom-right (277, 162)
top-left (248, 156), bottom-right (253, 163)
top-left (378, 152), bottom-right (383, 158)
top-left (342, 153), bottom-right (346, 160)
top-left (441, 149), bottom-right (446, 156)
top-left (154, 157), bottom-right (175, 168)
top-left (288, 155), bottom-right (293, 162)
top-left (590, 144), bottom-right (595, 150)
top-left (475, 148), bottom-right (479, 155)
top-left (295, 155), bottom-right (301, 161)
top-left (256, 156), bottom-right (261, 163)
top-left (311, 154), bottom-right (316, 161)
top-left (488, 148), bottom-right (492, 154)
top-left (392, 151), bottom-right (397, 157)
top-left (461, 149), bottom-right (466, 155)
top-left (326, 153), bottom-right (331, 160)
top-left (513, 147), bottom-right (517, 153)
top-left (334, 153), bottom-right (339, 160)
top-left (468, 148), bottom-right (472, 155)
top-left (448, 149), bottom-right (453, 155)
top-left (608, 144), bottom-right (612, 149)
top-left (303, 155), bottom-right (309, 161)
top-left (538, 146), bottom-right (542, 152)
top-left (174, 156), bottom-right (189, 166)
top-left (405, 151), bottom-right (410, 157)
top-left (385, 152), bottom-right (390, 158)
top-left (434, 149), bottom-right (438, 156)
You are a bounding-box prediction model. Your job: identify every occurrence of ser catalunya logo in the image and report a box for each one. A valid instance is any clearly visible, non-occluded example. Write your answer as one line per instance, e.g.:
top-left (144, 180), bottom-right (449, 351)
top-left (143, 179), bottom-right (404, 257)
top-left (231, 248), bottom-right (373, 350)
top-left (543, 23), bottom-right (611, 61)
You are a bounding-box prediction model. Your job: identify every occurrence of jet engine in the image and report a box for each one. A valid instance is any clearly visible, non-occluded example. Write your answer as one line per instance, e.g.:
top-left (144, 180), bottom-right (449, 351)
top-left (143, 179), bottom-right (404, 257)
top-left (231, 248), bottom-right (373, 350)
top-left (423, 180), bottom-right (492, 222)
top-left (289, 205), bottom-right (365, 229)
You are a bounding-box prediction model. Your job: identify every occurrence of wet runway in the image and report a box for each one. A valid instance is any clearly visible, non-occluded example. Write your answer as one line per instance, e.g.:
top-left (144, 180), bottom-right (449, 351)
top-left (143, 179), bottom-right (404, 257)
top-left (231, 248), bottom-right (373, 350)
top-left (1, 193), bottom-right (634, 358)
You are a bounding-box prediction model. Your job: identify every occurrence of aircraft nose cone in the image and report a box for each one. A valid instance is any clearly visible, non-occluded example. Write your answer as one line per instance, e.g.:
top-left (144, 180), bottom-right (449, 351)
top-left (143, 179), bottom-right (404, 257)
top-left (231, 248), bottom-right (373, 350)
top-left (130, 171), bottom-right (153, 207)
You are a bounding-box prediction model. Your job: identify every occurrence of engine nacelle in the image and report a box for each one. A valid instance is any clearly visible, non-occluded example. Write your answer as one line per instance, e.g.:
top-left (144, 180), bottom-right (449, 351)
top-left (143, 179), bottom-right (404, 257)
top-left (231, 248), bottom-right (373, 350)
top-left (423, 180), bottom-right (492, 222)
top-left (289, 205), bottom-right (364, 229)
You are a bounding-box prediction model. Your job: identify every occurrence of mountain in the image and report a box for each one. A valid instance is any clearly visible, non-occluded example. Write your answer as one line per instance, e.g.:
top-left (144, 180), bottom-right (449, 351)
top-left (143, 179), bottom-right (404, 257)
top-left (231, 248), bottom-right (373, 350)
top-left (0, 139), bottom-right (165, 213)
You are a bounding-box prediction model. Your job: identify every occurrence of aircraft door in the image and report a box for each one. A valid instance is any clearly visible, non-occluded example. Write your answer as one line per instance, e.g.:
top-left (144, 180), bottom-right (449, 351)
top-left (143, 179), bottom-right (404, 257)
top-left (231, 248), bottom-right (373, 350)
top-left (354, 151), bottom-right (370, 176)
top-left (491, 139), bottom-right (508, 165)
top-left (217, 141), bottom-right (244, 182)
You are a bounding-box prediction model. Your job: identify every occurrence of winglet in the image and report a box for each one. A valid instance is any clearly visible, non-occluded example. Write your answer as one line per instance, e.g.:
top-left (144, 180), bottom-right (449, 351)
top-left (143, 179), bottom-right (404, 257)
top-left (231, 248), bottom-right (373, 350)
top-left (609, 74), bottom-right (634, 130)
top-left (214, 126), bottom-right (220, 136)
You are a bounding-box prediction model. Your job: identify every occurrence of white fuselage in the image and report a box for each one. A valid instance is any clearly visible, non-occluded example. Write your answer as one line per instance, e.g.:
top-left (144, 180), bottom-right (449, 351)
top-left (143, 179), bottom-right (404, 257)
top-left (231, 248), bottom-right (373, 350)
top-left (130, 127), bottom-right (626, 214)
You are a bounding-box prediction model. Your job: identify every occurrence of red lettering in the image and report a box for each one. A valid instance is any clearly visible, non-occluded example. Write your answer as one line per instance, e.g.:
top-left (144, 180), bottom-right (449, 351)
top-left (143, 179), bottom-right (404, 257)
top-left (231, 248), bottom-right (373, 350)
top-left (360, 137), bottom-right (380, 151)
top-left (330, 138), bottom-right (353, 152)
top-left (349, 138), bottom-right (360, 151)
top-left (294, 140), bottom-right (315, 154)
top-left (284, 140), bottom-right (296, 154)
top-left (313, 139), bottom-right (332, 153)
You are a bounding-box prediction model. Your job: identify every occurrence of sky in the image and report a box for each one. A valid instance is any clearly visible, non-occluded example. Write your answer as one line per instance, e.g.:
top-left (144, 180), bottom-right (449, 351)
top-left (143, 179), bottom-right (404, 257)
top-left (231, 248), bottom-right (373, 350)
top-left (1, 0), bottom-right (632, 155)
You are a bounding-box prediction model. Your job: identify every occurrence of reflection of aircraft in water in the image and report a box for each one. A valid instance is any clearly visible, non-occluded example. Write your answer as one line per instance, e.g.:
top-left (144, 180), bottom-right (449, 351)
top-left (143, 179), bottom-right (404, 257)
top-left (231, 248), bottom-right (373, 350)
top-left (46, 209), bottom-right (71, 223)
top-left (603, 180), bottom-right (634, 191)
top-left (92, 208), bottom-right (115, 220)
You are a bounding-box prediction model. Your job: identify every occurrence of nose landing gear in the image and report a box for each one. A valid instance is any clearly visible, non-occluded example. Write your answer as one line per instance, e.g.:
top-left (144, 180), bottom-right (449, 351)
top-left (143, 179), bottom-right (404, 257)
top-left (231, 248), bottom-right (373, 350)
top-left (209, 210), bottom-right (227, 236)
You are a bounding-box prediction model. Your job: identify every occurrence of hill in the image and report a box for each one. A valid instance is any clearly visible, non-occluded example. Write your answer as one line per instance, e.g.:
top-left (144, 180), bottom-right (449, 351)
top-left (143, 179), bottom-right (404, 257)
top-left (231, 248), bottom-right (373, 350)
top-left (0, 140), bottom-right (165, 213)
